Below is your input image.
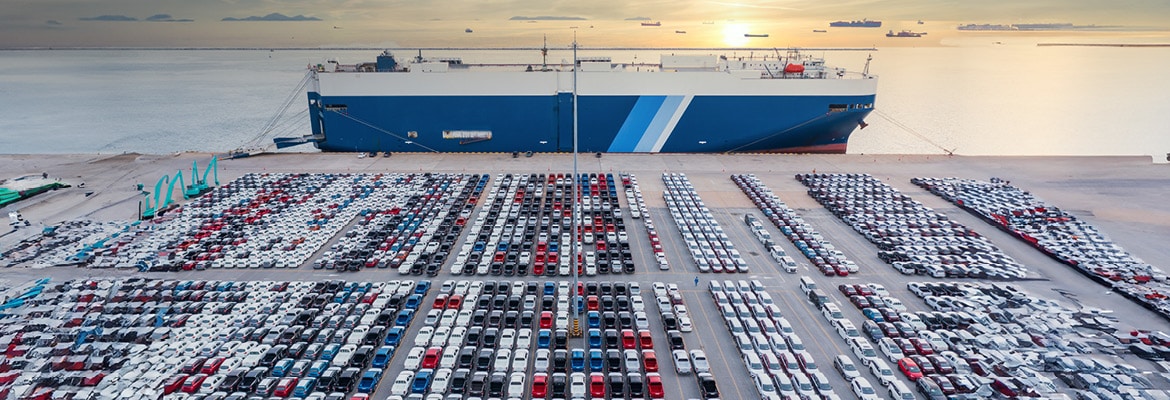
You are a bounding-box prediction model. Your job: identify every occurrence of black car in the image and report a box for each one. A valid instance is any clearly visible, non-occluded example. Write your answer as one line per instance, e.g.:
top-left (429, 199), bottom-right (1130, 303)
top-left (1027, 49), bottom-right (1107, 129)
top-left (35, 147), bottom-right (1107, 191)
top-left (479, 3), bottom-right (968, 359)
top-left (697, 373), bottom-right (720, 399)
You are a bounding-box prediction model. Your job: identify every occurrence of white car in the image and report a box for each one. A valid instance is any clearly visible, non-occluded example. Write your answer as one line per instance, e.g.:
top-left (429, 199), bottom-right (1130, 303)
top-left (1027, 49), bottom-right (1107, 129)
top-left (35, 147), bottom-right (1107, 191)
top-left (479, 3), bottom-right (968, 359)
top-left (690, 349), bottom-right (710, 373)
top-left (672, 350), bottom-right (691, 374)
top-left (332, 344), bottom-right (357, 367)
top-left (431, 368), bottom-right (452, 394)
top-left (431, 326), bottom-right (451, 347)
top-left (390, 370), bottom-right (414, 396)
top-left (834, 355), bottom-right (861, 381)
top-left (414, 326), bottom-right (435, 347)
top-left (534, 349), bottom-right (551, 371)
top-left (877, 337), bottom-right (904, 363)
top-left (570, 372), bottom-right (587, 398)
top-left (511, 349), bottom-right (529, 372)
top-left (507, 372), bottom-right (526, 398)
top-left (493, 349), bottom-right (512, 372)
top-left (851, 376), bottom-right (881, 399)
top-left (403, 346), bottom-right (425, 370)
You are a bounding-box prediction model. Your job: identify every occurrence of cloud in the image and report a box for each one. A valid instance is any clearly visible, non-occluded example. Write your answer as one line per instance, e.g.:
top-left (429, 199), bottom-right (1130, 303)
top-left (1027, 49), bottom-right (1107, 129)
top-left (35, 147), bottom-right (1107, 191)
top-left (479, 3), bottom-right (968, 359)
top-left (625, 16), bottom-right (652, 20)
top-left (145, 14), bottom-right (194, 22)
top-left (45, 20), bottom-right (62, 25)
top-left (509, 16), bottom-right (587, 21)
top-left (79, 15), bottom-right (137, 22)
top-left (222, 13), bottom-right (322, 22)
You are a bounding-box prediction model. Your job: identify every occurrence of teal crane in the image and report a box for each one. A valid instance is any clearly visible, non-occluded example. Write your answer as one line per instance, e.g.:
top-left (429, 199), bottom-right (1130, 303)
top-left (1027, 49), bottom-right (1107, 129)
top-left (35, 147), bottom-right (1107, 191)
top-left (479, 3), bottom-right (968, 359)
top-left (183, 156), bottom-right (219, 199)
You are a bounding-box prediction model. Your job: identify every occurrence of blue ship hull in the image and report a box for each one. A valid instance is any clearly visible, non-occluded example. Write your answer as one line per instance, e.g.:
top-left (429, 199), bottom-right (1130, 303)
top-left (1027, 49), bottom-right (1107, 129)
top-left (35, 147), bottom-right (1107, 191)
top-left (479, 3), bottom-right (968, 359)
top-left (300, 93), bottom-right (876, 154)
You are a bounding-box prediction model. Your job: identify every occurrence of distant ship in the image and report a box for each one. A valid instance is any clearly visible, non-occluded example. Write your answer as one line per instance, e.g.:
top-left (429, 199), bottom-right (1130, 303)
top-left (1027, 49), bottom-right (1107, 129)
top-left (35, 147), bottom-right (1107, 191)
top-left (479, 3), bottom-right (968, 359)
top-left (702, 21), bottom-right (715, 24)
top-left (954, 22), bottom-right (1081, 31)
top-left (465, 28), bottom-right (473, 33)
top-left (918, 20), bottom-right (925, 24)
top-left (957, 24), bottom-right (1016, 31)
top-left (642, 21), bottom-right (661, 26)
top-left (830, 19), bottom-right (881, 28)
top-left (813, 29), bottom-right (827, 33)
top-left (744, 33), bottom-right (769, 38)
top-left (886, 30), bottom-right (924, 37)
top-left (675, 30), bottom-right (687, 34)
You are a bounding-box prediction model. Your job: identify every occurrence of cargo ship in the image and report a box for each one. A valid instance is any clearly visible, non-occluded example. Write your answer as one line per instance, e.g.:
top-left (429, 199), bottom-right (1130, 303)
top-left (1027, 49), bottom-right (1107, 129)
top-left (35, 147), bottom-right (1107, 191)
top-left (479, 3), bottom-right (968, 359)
top-left (277, 49), bottom-right (877, 154)
top-left (886, 30), bottom-right (924, 37)
top-left (830, 19), bottom-right (881, 28)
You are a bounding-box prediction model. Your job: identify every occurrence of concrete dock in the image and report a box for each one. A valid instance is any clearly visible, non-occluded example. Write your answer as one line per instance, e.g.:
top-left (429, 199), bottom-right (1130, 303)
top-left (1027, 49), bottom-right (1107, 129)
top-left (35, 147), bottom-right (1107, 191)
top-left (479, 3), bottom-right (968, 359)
top-left (2, 152), bottom-right (1169, 398)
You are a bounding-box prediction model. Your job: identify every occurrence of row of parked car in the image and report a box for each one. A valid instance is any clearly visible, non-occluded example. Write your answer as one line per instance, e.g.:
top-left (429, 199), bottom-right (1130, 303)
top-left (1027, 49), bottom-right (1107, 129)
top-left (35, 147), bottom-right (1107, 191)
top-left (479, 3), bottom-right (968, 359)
top-left (0, 278), bottom-right (424, 400)
top-left (620, 174), bottom-right (669, 270)
top-left (732, 174), bottom-right (858, 276)
top-left (390, 279), bottom-right (670, 400)
top-left (661, 173), bottom-right (749, 274)
top-left (315, 173), bottom-right (483, 275)
top-left (450, 173), bottom-right (638, 278)
top-left (647, 282), bottom-right (712, 400)
top-left (881, 280), bottom-right (1163, 400)
top-left (708, 279), bottom-right (842, 399)
top-left (912, 176), bottom-right (1170, 319)
top-left (795, 173), bottom-right (1029, 280)
top-left (132, 173), bottom-right (403, 272)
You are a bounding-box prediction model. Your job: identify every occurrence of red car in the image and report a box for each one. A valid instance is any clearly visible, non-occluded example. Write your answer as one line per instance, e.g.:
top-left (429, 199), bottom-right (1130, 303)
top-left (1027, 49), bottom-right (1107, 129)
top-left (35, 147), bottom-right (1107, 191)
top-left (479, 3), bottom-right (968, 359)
top-left (647, 373), bottom-right (664, 398)
top-left (587, 296), bottom-right (599, 311)
top-left (638, 331), bottom-right (654, 349)
top-left (447, 295), bottom-right (463, 309)
top-left (200, 357), bottom-right (226, 375)
top-left (531, 373), bottom-right (548, 398)
top-left (910, 338), bottom-right (934, 355)
top-left (642, 350), bottom-right (659, 372)
top-left (273, 377), bottom-right (298, 397)
top-left (539, 311), bottom-right (553, 329)
top-left (161, 375), bottom-right (187, 395)
top-left (181, 374), bottom-right (208, 394)
top-left (590, 373), bottom-right (606, 398)
top-left (422, 347), bottom-right (441, 369)
top-left (897, 358), bottom-right (924, 381)
top-left (433, 294), bottom-right (448, 309)
top-left (621, 330), bottom-right (636, 349)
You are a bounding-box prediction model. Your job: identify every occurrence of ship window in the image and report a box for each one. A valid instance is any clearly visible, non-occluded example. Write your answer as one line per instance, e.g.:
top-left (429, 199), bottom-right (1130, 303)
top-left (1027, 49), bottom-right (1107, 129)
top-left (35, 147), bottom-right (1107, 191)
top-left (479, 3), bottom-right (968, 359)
top-left (828, 104), bottom-right (848, 112)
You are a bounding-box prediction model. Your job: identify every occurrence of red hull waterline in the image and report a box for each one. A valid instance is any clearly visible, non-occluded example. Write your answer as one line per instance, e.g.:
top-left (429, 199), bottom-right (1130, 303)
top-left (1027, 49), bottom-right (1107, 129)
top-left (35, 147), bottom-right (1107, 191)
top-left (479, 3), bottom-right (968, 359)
top-left (756, 143), bottom-right (848, 154)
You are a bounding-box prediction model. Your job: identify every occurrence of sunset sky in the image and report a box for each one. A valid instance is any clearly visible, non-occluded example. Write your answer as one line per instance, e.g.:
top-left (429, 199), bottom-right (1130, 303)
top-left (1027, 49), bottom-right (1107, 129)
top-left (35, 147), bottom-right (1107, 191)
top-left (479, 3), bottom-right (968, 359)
top-left (4, 0), bottom-right (1169, 48)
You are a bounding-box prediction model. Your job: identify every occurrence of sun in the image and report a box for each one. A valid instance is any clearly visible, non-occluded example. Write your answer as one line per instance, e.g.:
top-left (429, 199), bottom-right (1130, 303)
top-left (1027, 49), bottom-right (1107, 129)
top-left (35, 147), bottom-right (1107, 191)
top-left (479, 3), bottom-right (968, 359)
top-left (722, 23), bottom-right (750, 47)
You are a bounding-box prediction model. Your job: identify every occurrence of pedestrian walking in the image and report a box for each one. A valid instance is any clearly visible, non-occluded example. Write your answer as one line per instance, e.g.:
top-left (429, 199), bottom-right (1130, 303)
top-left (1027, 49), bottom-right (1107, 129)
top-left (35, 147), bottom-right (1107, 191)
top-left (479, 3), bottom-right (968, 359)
top-left (694, 276), bottom-right (700, 287)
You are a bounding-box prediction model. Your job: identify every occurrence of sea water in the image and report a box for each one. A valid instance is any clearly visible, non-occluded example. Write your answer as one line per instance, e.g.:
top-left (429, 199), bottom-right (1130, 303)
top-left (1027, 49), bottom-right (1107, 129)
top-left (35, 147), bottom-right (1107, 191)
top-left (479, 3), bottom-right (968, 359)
top-left (1, 38), bottom-right (1169, 156)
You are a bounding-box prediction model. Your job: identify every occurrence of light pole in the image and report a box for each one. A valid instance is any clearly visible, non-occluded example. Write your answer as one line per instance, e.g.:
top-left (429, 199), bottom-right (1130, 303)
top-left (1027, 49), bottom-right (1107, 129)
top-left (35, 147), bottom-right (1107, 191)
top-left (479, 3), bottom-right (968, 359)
top-left (570, 37), bottom-right (580, 330)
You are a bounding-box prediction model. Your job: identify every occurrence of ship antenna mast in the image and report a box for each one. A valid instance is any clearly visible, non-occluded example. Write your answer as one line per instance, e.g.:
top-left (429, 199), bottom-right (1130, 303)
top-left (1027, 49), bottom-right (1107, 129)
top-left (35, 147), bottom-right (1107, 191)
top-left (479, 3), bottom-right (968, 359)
top-left (863, 53), bottom-right (872, 77)
top-left (542, 35), bottom-right (549, 71)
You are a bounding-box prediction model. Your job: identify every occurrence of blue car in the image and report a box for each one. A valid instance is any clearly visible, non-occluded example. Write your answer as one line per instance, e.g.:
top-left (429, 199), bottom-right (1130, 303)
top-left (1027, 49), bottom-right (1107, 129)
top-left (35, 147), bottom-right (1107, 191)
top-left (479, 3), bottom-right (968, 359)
top-left (410, 369), bottom-right (432, 394)
top-left (385, 326), bottom-right (404, 346)
top-left (571, 349), bottom-right (586, 372)
top-left (395, 309), bottom-right (415, 327)
top-left (589, 349), bottom-right (604, 371)
top-left (404, 294), bottom-right (422, 310)
top-left (473, 241), bottom-right (486, 252)
top-left (358, 368), bottom-right (384, 393)
top-left (544, 282), bottom-right (556, 296)
top-left (271, 358), bottom-right (294, 377)
top-left (320, 343), bottom-right (340, 361)
top-left (587, 311), bottom-right (601, 329)
top-left (537, 330), bottom-right (552, 348)
top-left (372, 346), bottom-right (394, 368)
top-left (414, 280), bottom-right (431, 295)
top-left (588, 329), bottom-right (602, 348)
top-left (307, 360), bottom-right (329, 378)
top-left (292, 377), bottom-right (317, 397)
